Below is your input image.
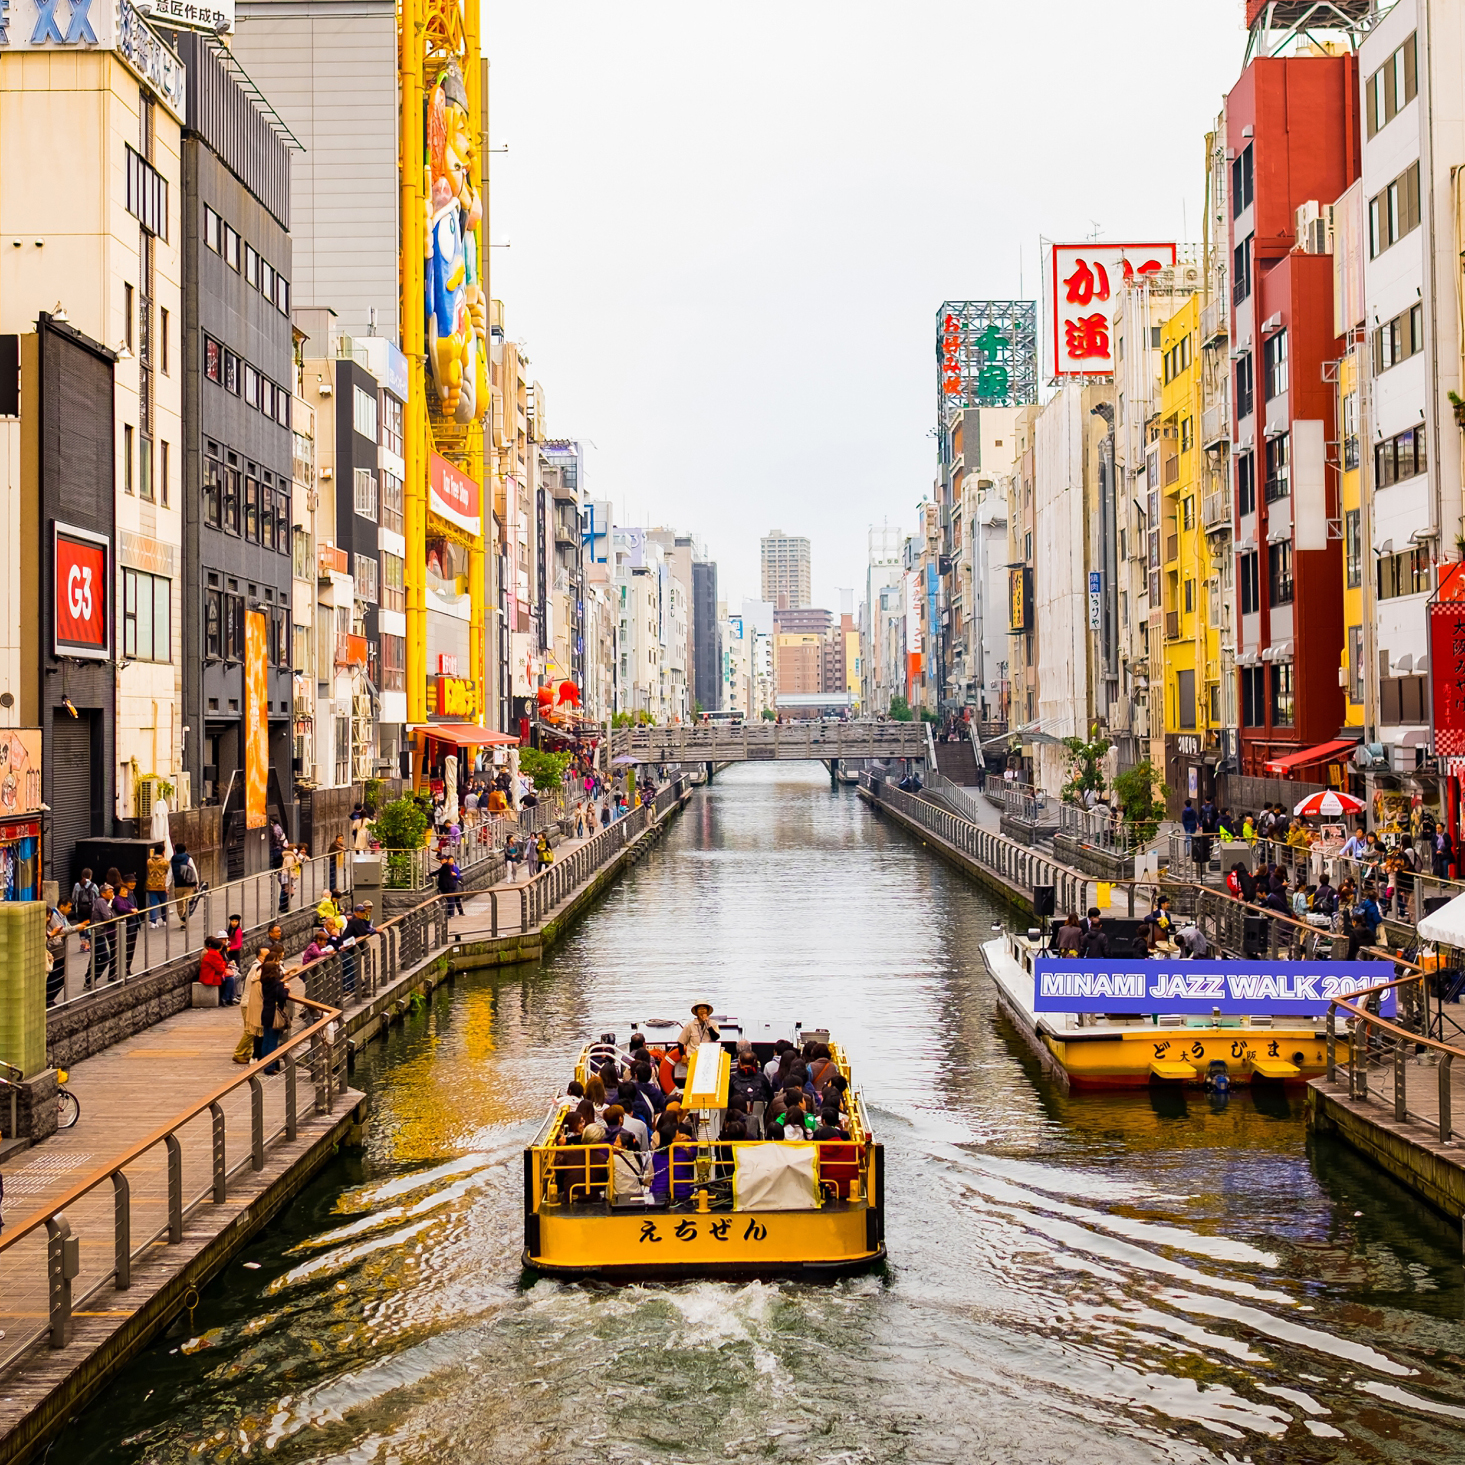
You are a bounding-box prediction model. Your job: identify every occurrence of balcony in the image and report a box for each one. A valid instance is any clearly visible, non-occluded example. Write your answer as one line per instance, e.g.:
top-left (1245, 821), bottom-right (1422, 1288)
top-left (1165, 533), bottom-right (1179, 564)
top-left (335, 633), bottom-right (368, 670)
top-left (1200, 297), bottom-right (1227, 348)
top-left (1163, 454), bottom-right (1180, 487)
top-left (318, 543), bottom-right (349, 579)
top-left (1166, 610), bottom-right (1181, 640)
top-left (554, 513), bottom-right (579, 548)
top-left (1201, 400), bottom-right (1229, 450)
top-left (1202, 490), bottom-right (1231, 532)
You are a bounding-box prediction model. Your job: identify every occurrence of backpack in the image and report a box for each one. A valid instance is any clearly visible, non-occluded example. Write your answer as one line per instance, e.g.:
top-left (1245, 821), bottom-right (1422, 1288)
top-left (73, 880), bottom-right (96, 919)
top-left (176, 858), bottom-right (199, 887)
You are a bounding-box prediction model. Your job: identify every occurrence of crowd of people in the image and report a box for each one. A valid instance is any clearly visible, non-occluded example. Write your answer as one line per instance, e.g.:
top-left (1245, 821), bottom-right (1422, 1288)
top-left (550, 1004), bottom-right (857, 1205)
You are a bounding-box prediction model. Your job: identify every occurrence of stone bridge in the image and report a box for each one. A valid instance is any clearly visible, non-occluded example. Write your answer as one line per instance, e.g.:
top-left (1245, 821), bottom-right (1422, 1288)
top-left (608, 720), bottom-right (929, 765)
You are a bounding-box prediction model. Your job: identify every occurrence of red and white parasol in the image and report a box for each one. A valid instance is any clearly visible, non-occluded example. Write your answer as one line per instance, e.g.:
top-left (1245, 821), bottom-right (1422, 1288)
top-left (1293, 790), bottom-right (1365, 818)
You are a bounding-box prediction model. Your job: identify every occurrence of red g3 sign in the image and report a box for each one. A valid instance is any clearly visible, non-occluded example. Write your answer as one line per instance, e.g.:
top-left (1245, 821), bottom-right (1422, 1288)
top-left (54, 524), bottom-right (110, 659)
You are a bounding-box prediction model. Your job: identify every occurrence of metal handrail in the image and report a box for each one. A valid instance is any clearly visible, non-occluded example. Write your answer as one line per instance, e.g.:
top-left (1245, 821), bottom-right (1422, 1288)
top-left (0, 993), bottom-right (344, 1365)
top-left (50, 853), bottom-right (351, 1009)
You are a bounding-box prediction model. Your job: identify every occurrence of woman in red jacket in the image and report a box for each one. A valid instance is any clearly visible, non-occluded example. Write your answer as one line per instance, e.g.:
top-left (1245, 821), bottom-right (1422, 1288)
top-left (199, 934), bottom-right (236, 1006)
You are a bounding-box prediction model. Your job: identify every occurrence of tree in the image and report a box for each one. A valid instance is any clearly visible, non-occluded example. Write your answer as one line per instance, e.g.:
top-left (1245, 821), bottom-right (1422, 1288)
top-left (375, 794), bottom-right (431, 849)
top-left (1060, 726), bottom-right (1111, 805)
top-left (519, 747), bottom-right (572, 792)
top-left (760, 708), bottom-right (776, 721)
top-left (887, 695), bottom-right (913, 722)
top-left (920, 707), bottom-right (938, 724)
top-left (1113, 760), bottom-right (1170, 847)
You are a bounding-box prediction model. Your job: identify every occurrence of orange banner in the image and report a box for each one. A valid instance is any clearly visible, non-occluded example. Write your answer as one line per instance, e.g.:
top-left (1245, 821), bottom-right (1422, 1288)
top-left (245, 608), bottom-right (268, 830)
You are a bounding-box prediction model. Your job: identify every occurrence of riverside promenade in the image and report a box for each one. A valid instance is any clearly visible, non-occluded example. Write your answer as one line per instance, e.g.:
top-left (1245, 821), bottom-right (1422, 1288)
top-left (0, 779), bottom-right (693, 1465)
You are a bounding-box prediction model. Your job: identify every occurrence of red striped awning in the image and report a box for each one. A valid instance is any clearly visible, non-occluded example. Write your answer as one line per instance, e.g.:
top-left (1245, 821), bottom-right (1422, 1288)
top-left (1264, 738), bottom-right (1357, 774)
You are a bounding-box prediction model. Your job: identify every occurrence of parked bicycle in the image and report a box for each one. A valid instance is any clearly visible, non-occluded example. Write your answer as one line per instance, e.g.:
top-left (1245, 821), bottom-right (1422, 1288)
top-left (56, 1070), bottom-right (79, 1129)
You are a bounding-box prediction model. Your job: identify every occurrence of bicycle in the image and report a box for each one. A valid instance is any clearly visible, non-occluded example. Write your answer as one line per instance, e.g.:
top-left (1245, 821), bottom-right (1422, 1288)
top-left (56, 1070), bottom-right (80, 1129)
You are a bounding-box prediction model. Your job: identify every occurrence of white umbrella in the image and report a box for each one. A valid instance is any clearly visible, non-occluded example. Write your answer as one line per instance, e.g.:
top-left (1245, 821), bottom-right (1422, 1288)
top-left (1293, 790), bottom-right (1365, 818)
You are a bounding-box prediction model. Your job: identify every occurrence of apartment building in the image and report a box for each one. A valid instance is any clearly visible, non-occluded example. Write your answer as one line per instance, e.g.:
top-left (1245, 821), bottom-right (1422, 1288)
top-left (760, 530), bottom-right (811, 610)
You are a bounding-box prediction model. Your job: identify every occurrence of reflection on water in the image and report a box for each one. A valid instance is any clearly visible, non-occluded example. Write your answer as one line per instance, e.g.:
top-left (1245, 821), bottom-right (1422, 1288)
top-left (58, 764), bottom-right (1465, 1464)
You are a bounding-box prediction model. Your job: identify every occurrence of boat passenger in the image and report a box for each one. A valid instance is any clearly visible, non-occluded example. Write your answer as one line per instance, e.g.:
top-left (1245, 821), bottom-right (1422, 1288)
top-left (585, 1072), bottom-right (608, 1115)
top-left (633, 1060), bottom-right (667, 1115)
top-left (781, 1102), bottom-right (813, 1138)
top-left (602, 1104), bottom-right (626, 1148)
top-left (566, 1080), bottom-right (585, 1100)
top-left (611, 1131), bottom-right (648, 1202)
top-left (616, 1080), bottom-right (655, 1134)
top-left (808, 1045), bottom-right (837, 1090)
top-left (730, 1052), bottom-right (772, 1112)
top-left (763, 1039), bottom-right (794, 1084)
top-left (1080, 918), bottom-right (1110, 958)
top-left (580, 1122), bottom-right (610, 1200)
top-left (813, 1106), bottom-right (848, 1141)
top-left (1056, 914), bottom-right (1084, 957)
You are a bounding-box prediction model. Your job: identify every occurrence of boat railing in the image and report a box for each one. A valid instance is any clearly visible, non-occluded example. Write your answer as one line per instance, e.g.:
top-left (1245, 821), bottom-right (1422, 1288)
top-left (527, 1134), bottom-right (873, 1211)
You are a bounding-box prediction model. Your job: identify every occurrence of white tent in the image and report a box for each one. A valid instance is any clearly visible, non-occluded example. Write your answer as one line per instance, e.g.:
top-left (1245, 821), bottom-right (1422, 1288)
top-left (1417, 889), bottom-right (1465, 948)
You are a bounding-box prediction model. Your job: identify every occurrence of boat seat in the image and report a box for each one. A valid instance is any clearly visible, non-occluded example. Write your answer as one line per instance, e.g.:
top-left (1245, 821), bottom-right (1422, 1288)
top-left (1149, 1059), bottom-right (1198, 1082)
top-left (1250, 1055), bottom-right (1300, 1080)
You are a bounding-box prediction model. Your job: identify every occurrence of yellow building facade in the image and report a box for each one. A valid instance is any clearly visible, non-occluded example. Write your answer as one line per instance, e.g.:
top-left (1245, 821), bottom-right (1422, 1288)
top-left (1158, 297), bottom-right (1222, 804)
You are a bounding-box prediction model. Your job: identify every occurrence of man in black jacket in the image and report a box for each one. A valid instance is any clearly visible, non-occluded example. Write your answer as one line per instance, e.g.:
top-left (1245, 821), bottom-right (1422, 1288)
top-left (1080, 918), bottom-right (1110, 959)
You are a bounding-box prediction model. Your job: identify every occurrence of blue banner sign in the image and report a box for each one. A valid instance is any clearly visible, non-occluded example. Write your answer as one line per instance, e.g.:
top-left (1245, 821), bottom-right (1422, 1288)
top-left (1032, 957), bottom-right (1396, 1017)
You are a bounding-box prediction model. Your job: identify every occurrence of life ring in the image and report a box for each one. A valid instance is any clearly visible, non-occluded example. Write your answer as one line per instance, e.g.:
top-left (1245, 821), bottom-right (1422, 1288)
top-left (659, 1046), bottom-right (683, 1097)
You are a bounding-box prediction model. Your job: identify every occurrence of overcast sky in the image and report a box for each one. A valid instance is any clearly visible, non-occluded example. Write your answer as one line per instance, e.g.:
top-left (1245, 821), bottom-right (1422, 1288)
top-left (486, 0), bottom-right (1247, 613)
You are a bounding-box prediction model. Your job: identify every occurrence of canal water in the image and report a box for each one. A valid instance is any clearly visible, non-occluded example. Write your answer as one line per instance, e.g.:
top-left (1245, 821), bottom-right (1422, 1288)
top-left (61, 763), bottom-right (1465, 1464)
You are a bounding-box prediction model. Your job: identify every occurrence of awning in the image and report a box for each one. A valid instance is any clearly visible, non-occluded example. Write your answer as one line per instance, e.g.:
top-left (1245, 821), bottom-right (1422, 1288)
top-left (1263, 738), bottom-right (1357, 774)
top-left (1419, 889), bottom-right (1465, 948)
top-left (410, 723), bottom-right (519, 748)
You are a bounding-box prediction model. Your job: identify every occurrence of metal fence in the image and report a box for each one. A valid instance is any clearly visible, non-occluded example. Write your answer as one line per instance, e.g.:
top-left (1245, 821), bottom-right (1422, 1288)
top-left (48, 854), bottom-right (351, 1009)
top-left (983, 781), bottom-right (1046, 824)
top-left (1058, 802), bottom-right (1160, 854)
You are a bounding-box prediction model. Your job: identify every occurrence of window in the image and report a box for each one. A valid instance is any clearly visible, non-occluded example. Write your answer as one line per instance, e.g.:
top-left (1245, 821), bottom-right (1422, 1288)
top-left (1343, 392), bottom-right (1359, 469)
top-left (244, 244), bottom-right (258, 287)
top-left (381, 471), bottom-right (404, 534)
top-left (260, 259), bottom-right (274, 301)
top-left (293, 621), bottom-right (311, 678)
top-left (1264, 433), bottom-right (1289, 501)
top-left (1348, 626), bottom-right (1364, 706)
top-left (1236, 452), bottom-right (1256, 516)
top-left (260, 472), bottom-right (275, 550)
top-left (123, 423), bottom-right (134, 494)
top-left (204, 446), bottom-right (222, 527)
top-left (1231, 143), bottom-right (1253, 217)
top-left (1373, 303), bottom-right (1424, 374)
top-left (380, 632), bottom-right (406, 692)
top-left (274, 385), bottom-right (290, 428)
top-left (273, 485), bottom-right (291, 552)
top-left (1151, 326), bottom-right (1161, 349)
top-left (224, 462), bottom-right (240, 534)
top-left (1184, 577), bottom-right (1195, 613)
top-left (243, 364), bottom-right (260, 409)
top-left (224, 350), bottom-right (240, 395)
top-left (1268, 540), bottom-right (1293, 604)
top-left (1345, 509), bottom-right (1361, 587)
top-left (124, 283), bottom-right (134, 350)
top-left (1239, 550), bottom-right (1260, 614)
top-left (335, 715), bottom-right (350, 786)
top-left (160, 440), bottom-right (169, 507)
top-left (1375, 426), bottom-right (1427, 488)
top-left (124, 145), bottom-right (167, 238)
top-left (1232, 236), bottom-right (1253, 305)
top-left (205, 587), bottom-right (222, 659)
top-left (1175, 667), bottom-right (1196, 729)
top-left (1271, 663), bottom-right (1295, 726)
top-left (244, 474), bottom-right (259, 542)
top-left (121, 569), bottom-right (171, 662)
top-left (1367, 33), bottom-right (1417, 138)
top-left (267, 606), bottom-right (289, 668)
top-left (1377, 546), bottom-right (1431, 600)
top-left (1263, 330), bottom-right (1288, 399)
top-left (1381, 675), bottom-right (1427, 725)
top-left (225, 590), bottom-right (245, 661)
top-left (1180, 417), bottom-right (1194, 453)
top-left (293, 525), bottom-right (311, 581)
top-left (276, 276), bottom-right (290, 314)
top-left (1182, 496), bottom-right (1195, 530)
top-left (353, 468), bottom-right (378, 521)
top-left (138, 434), bottom-right (153, 503)
top-left (381, 395), bottom-right (404, 456)
top-left (1369, 162), bottom-right (1421, 258)
top-left (204, 336), bottom-right (221, 384)
top-left (1235, 352), bottom-right (1254, 419)
top-left (1241, 666), bottom-right (1265, 726)
top-left (224, 224), bottom-right (240, 270)
top-left (381, 550), bottom-right (405, 612)
top-left (353, 386), bottom-right (378, 442)
top-left (354, 553), bottom-right (378, 604)
top-left (204, 205), bottom-right (221, 253)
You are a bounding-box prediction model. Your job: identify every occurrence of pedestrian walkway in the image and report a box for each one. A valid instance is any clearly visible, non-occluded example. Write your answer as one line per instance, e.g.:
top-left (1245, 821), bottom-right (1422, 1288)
top-left (0, 1002), bottom-right (314, 1368)
top-left (444, 826), bottom-right (599, 939)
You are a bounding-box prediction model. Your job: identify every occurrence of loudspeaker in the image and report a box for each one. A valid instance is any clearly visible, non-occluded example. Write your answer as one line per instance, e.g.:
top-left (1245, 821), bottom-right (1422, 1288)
top-left (1423, 895), bottom-right (1451, 919)
top-left (1033, 884), bottom-right (1056, 918)
top-left (399, 749), bottom-right (412, 778)
top-left (1242, 914), bottom-right (1270, 957)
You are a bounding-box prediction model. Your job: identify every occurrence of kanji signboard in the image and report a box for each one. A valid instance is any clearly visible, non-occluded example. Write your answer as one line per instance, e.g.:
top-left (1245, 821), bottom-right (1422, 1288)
top-left (1047, 243), bottom-right (1177, 378)
top-left (934, 301), bottom-right (1037, 428)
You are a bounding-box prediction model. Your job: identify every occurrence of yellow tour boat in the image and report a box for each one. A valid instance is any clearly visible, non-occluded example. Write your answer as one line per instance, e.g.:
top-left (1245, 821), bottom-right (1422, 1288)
top-left (982, 927), bottom-right (1337, 1089)
top-left (522, 1017), bottom-right (886, 1279)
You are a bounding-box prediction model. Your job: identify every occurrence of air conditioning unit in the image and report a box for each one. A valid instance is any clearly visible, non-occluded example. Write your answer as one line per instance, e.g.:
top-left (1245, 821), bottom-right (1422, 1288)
top-left (1295, 201), bottom-right (1333, 255)
top-left (1352, 742), bottom-right (1389, 772)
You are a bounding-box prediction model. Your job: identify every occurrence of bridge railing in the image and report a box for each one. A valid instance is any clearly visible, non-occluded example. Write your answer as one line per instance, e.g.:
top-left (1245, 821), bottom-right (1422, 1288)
top-left (609, 720), bottom-right (928, 764)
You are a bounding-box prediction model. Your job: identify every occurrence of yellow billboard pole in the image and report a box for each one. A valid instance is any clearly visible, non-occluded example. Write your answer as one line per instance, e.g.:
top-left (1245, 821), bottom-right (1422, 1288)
top-left (464, 0), bottom-right (485, 725)
top-left (400, 0), bottom-right (427, 732)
